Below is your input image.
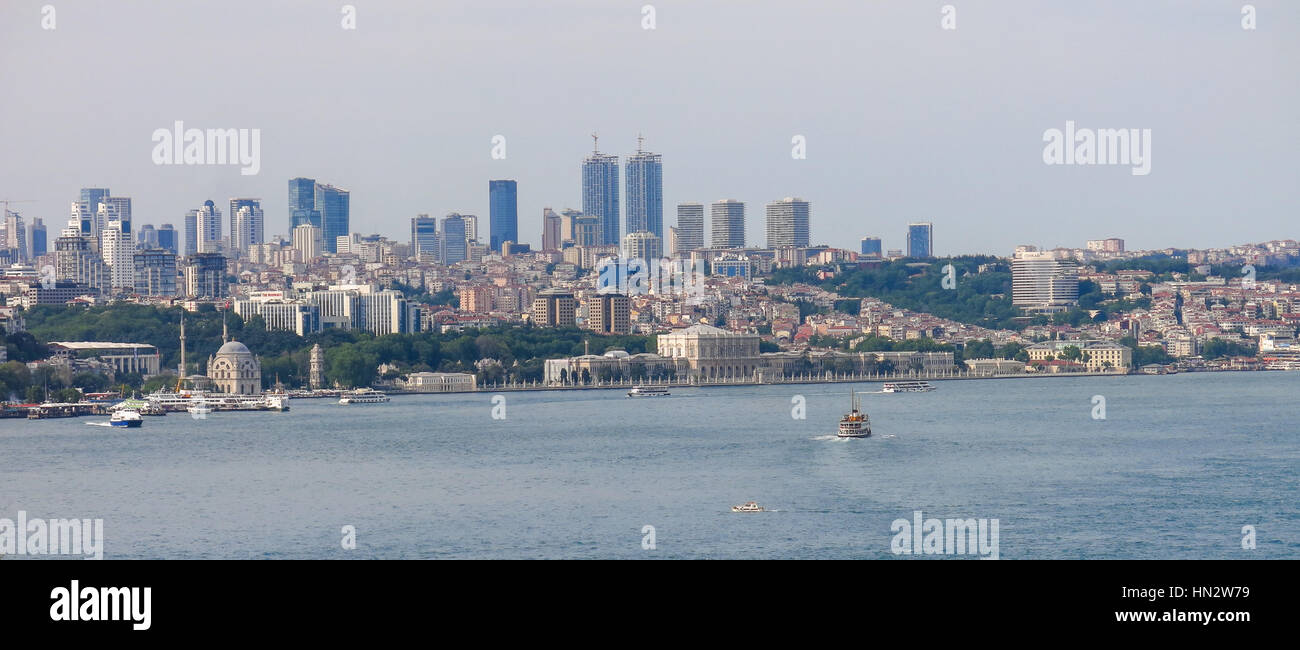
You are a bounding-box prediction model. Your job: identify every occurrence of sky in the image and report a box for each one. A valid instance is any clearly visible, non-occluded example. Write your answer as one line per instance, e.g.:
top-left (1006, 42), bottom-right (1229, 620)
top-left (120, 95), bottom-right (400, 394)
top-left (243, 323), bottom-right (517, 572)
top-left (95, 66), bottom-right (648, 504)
top-left (1, 0), bottom-right (1297, 256)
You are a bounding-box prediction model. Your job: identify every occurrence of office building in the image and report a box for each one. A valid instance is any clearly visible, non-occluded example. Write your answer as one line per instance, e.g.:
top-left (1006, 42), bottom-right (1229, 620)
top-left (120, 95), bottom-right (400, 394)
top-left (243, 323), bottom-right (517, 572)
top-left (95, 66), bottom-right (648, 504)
top-left (710, 200), bottom-right (745, 248)
top-left (530, 288), bottom-right (577, 327)
top-left (623, 230), bottom-right (662, 262)
top-left (315, 183), bottom-right (350, 253)
top-left (765, 197), bottom-right (810, 248)
top-left (133, 248), bottom-right (178, 297)
top-left (489, 180), bottom-right (518, 252)
top-left (292, 224), bottom-right (324, 261)
top-left (288, 177), bottom-right (321, 230)
top-left (184, 252), bottom-right (227, 298)
top-left (675, 203), bottom-right (705, 253)
top-left (542, 208), bottom-right (562, 251)
top-left (29, 218), bottom-right (47, 257)
top-left (1012, 250), bottom-right (1079, 313)
top-left (157, 224), bottom-right (178, 255)
top-left (4, 211), bottom-right (26, 261)
top-left (585, 294), bottom-right (631, 334)
top-left (441, 213), bottom-right (468, 264)
top-left (410, 214), bottom-right (438, 261)
top-left (906, 222), bottom-right (933, 258)
top-left (860, 236), bottom-right (882, 259)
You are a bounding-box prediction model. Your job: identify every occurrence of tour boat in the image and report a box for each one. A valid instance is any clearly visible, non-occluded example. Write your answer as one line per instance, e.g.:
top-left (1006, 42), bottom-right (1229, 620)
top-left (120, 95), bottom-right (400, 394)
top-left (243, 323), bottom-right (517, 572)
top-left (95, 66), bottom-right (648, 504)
top-left (838, 391), bottom-right (871, 438)
top-left (731, 501), bottom-right (765, 513)
top-left (339, 388), bottom-right (390, 405)
top-left (187, 403), bottom-right (212, 417)
top-left (881, 381), bottom-right (935, 393)
top-left (627, 385), bottom-right (670, 398)
top-left (109, 410), bottom-right (143, 428)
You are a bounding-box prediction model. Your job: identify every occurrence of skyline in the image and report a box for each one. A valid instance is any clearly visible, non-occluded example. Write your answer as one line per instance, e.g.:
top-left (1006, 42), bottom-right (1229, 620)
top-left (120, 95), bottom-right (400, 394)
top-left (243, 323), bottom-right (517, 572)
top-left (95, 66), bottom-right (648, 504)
top-left (2, 1), bottom-right (1297, 255)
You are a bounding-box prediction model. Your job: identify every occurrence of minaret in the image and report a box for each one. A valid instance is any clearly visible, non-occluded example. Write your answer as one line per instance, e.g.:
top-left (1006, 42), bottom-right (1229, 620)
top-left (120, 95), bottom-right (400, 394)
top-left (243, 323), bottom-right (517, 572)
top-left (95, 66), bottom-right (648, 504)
top-left (178, 313), bottom-right (187, 379)
top-left (222, 309), bottom-right (228, 344)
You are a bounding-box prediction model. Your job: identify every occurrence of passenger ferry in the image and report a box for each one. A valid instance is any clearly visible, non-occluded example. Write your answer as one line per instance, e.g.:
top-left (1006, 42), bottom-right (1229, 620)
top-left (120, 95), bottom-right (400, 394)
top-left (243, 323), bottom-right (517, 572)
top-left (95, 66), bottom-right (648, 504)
top-left (881, 381), bottom-right (935, 393)
top-left (109, 410), bottom-right (143, 428)
top-left (338, 388), bottom-right (390, 405)
top-left (627, 385), bottom-right (670, 398)
top-left (731, 501), bottom-right (765, 513)
top-left (838, 391), bottom-right (871, 438)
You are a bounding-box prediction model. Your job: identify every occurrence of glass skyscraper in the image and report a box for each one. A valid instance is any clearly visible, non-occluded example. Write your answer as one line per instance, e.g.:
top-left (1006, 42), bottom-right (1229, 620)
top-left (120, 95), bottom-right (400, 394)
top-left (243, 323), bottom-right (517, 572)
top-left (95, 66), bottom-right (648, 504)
top-left (288, 177), bottom-right (321, 230)
top-left (157, 223), bottom-right (178, 255)
top-left (410, 214), bottom-right (438, 260)
top-left (625, 145), bottom-right (662, 239)
top-left (315, 184), bottom-right (350, 253)
top-left (582, 140), bottom-right (620, 247)
top-left (488, 180), bottom-right (518, 252)
top-left (907, 222), bottom-right (933, 258)
top-left (441, 213), bottom-right (467, 264)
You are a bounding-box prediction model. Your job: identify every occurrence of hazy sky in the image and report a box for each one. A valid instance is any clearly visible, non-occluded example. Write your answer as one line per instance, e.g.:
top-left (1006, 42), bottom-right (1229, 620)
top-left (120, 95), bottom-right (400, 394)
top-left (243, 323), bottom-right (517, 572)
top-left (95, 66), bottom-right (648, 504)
top-left (2, 0), bottom-right (1296, 255)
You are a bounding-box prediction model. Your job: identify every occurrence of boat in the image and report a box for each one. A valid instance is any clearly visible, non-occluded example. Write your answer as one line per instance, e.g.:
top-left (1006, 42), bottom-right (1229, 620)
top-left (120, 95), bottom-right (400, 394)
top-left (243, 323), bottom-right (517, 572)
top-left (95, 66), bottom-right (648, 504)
top-left (187, 402), bottom-right (212, 417)
top-left (109, 410), bottom-right (143, 428)
top-left (881, 381), bottom-right (935, 393)
top-left (731, 501), bottom-right (765, 513)
top-left (339, 388), bottom-right (390, 405)
top-left (627, 385), bottom-right (670, 398)
top-left (838, 391), bottom-right (871, 438)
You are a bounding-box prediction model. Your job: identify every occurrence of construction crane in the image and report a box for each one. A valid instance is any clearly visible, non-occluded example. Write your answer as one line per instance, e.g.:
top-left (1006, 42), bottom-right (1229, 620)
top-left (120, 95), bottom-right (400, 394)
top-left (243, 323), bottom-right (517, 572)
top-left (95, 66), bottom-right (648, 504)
top-left (0, 199), bottom-right (35, 217)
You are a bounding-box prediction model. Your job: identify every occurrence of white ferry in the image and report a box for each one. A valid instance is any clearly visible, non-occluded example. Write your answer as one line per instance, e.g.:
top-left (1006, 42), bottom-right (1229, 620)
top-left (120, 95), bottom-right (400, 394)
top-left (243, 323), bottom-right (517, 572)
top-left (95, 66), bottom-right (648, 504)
top-left (881, 381), bottom-right (936, 393)
top-left (731, 501), bottom-right (765, 513)
top-left (339, 388), bottom-right (390, 405)
top-left (627, 385), bottom-right (670, 398)
top-left (109, 410), bottom-right (143, 428)
top-left (838, 391), bottom-right (871, 438)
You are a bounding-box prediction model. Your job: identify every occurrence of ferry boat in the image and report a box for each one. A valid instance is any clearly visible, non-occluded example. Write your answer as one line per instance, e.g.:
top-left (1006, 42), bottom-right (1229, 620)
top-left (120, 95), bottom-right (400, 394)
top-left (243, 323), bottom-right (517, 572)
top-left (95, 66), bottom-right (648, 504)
top-left (339, 388), bottom-right (390, 405)
top-left (187, 402), bottom-right (212, 417)
top-left (627, 385), bottom-right (670, 398)
top-left (109, 410), bottom-right (143, 428)
top-left (881, 381), bottom-right (935, 393)
top-left (838, 391), bottom-right (871, 438)
top-left (731, 501), bottom-right (765, 513)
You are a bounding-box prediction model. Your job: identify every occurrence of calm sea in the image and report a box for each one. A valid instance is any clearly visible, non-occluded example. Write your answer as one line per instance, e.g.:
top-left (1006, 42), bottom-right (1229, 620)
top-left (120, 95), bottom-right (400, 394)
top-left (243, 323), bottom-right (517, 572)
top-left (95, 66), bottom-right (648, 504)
top-left (1, 372), bottom-right (1296, 559)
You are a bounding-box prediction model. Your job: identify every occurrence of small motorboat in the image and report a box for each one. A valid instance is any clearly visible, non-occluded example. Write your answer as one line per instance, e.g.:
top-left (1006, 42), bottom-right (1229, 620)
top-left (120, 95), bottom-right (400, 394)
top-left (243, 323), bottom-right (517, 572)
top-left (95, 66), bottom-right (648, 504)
top-left (731, 501), bottom-right (765, 513)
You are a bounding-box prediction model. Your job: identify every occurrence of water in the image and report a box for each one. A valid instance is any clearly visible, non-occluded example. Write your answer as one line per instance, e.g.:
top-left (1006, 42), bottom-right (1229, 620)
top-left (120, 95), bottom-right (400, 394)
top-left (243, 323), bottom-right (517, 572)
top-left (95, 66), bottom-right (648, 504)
top-left (1, 372), bottom-right (1296, 559)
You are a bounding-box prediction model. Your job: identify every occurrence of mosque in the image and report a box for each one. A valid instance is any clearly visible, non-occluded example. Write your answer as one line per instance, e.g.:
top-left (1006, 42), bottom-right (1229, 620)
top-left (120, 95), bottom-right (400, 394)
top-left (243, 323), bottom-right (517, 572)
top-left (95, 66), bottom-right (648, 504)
top-left (206, 317), bottom-right (262, 395)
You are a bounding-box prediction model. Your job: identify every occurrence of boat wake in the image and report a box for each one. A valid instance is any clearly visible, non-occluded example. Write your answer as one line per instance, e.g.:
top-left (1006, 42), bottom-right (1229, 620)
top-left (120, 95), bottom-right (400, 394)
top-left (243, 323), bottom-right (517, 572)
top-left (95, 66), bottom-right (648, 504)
top-left (810, 434), bottom-right (856, 442)
top-left (86, 422), bottom-right (113, 427)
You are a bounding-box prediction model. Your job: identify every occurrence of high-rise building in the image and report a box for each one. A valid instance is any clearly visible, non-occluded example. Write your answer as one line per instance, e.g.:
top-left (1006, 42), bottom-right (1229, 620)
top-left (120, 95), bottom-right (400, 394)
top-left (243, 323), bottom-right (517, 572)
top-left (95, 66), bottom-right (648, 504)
top-left (441, 213), bottom-right (467, 265)
top-left (860, 236), bottom-right (882, 259)
top-left (542, 208), bottom-right (562, 251)
top-left (765, 197), bottom-right (810, 248)
top-left (573, 214), bottom-right (602, 248)
top-left (133, 248), bottom-right (178, 297)
top-left (675, 203), bottom-right (705, 254)
top-left (101, 196), bottom-right (131, 235)
top-left (288, 178), bottom-right (321, 230)
top-left (79, 188), bottom-right (110, 230)
top-left (193, 200), bottom-right (223, 254)
top-left (710, 200), bottom-right (745, 248)
top-left (410, 214), bottom-right (438, 261)
top-left (28, 218), bottom-right (47, 257)
top-left (315, 183), bottom-right (350, 253)
top-left (54, 224), bottom-right (107, 292)
top-left (183, 209), bottom-right (198, 256)
top-left (100, 221), bottom-right (135, 291)
top-left (906, 222), bottom-right (933, 258)
top-left (157, 223), bottom-right (178, 256)
top-left (184, 253), bottom-right (227, 298)
top-left (1012, 250), bottom-right (1079, 313)
top-left (625, 139), bottom-right (663, 239)
top-left (4, 211), bottom-right (26, 261)
top-left (623, 230), bottom-right (662, 262)
top-left (582, 137), bottom-right (620, 246)
top-left (230, 198), bottom-right (264, 254)
top-left (137, 224), bottom-right (158, 249)
top-left (667, 226), bottom-right (678, 258)
top-left (292, 224), bottom-right (324, 261)
top-left (585, 294), bottom-right (631, 334)
top-left (489, 180), bottom-right (518, 252)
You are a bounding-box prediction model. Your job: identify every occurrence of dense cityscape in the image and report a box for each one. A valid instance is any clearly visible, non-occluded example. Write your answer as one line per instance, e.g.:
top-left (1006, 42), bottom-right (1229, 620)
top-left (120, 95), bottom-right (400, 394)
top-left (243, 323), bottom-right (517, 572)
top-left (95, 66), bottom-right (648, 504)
top-left (1, 136), bottom-right (1297, 408)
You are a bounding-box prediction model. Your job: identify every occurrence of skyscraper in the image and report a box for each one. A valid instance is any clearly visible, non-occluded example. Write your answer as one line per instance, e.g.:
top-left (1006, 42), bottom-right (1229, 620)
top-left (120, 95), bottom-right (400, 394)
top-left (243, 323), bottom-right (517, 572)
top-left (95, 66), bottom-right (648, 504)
top-left (79, 188), bottom-right (110, 230)
top-left (582, 136), bottom-right (620, 246)
top-left (100, 222), bottom-right (134, 291)
top-left (288, 178), bottom-right (321, 230)
top-left (710, 200), bottom-right (745, 248)
top-left (292, 224), bottom-right (324, 261)
top-left (441, 213), bottom-right (467, 265)
top-left (625, 138), bottom-right (663, 239)
top-left (101, 196), bottom-right (131, 235)
top-left (907, 222), bottom-right (933, 258)
top-left (315, 184), bottom-right (350, 253)
top-left (157, 223), bottom-right (178, 256)
top-left (137, 224), bottom-right (158, 249)
top-left (29, 218), bottom-right (47, 257)
top-left (489, 180), bottom-right (518, 252)
top-left (230, 198), bottom-right (264, 254)
top-left (765, 197), bottom-right (810, 248)
top-left (183, 209), bottom-right (198, 256)
top-left (1012, 250), bottom-right (1079, 312)
top-left (541, 208), bottom-right (562, 251)
top-left (133, 248), bottom-right (178, 297)
top-left (623, 230), bottom-right (662, 262)
top-left (675, 203), bottom-right (705, 254)
top-left (410, 214), bottom-right (438, 260)
top-left (4, 211), bottom-right (26, 261)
